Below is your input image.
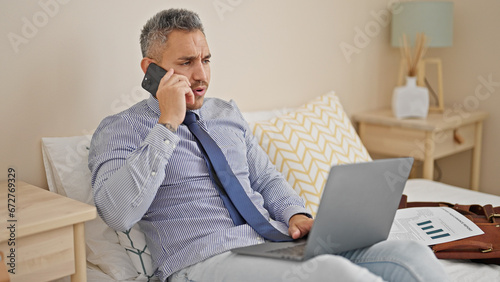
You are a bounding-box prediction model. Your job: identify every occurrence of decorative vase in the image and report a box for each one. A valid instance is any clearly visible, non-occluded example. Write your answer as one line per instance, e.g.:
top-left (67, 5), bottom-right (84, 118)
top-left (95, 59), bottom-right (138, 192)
top-left (392, 76), bottom-right (429, 119)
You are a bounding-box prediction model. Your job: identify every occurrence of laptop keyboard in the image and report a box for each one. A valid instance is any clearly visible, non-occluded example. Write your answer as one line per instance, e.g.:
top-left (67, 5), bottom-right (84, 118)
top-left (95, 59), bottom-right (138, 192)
top-left (266, 243), bottom-right (306, 257)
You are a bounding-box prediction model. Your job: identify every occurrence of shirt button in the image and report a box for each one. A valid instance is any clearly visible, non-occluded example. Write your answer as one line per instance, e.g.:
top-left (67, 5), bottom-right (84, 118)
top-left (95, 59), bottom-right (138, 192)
top-left (151, 171), bottom-right (156, 176)
top-left (164, 139), bottom-right (170, 145)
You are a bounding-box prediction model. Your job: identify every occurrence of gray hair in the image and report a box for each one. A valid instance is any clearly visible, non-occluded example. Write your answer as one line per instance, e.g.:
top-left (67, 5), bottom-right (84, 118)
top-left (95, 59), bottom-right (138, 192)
top-left (140, 9), bottom-right (204, 61)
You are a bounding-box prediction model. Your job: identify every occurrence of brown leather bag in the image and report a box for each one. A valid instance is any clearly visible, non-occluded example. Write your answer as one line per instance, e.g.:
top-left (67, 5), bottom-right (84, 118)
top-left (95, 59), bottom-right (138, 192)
top-left (399, 195), bottom-right (500, 264)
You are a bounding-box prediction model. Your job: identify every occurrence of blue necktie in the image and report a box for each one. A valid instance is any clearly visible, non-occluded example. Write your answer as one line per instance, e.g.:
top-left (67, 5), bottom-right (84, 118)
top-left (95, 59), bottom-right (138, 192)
top-left (183, 111), bottom-right (292, 242)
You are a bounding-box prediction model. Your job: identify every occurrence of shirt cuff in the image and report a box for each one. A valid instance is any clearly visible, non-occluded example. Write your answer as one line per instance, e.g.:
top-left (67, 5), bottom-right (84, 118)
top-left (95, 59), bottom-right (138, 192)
top-left (282, 205), bottom-right (313, 227)
top-left (143, 124), bottom-right (180, 159)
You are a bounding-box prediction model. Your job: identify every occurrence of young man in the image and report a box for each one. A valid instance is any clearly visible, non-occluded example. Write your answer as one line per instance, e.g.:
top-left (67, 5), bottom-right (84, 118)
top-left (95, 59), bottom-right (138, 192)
top-left (89, 9), bottom-right (449, 281)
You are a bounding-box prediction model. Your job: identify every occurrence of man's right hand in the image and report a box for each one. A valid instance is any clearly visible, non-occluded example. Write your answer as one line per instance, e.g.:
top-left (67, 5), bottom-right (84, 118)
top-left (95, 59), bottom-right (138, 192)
top-left (156, 68), bottom-right (195, 131)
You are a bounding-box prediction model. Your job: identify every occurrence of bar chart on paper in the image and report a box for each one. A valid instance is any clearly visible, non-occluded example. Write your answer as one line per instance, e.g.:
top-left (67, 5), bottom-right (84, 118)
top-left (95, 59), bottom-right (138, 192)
top-left (388, 207), bottom-right (484, 245)
top-left (416, 220), bottom-right (451, 240)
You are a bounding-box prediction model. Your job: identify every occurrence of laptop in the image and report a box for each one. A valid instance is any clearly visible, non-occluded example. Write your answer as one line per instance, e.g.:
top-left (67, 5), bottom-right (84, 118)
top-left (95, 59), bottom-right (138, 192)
top-left (231, 157), bottom-right (414, 261)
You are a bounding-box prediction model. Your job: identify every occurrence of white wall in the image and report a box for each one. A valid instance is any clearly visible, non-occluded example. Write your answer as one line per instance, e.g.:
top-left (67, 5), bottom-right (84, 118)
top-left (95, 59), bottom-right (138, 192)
top-left (1, 0), bottom-right (498, 195)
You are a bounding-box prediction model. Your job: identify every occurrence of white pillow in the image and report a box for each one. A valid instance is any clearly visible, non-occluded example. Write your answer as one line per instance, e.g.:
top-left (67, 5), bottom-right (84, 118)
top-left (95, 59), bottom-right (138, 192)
top-left (242, 108), bottom-right (293, 123)
top-left (41, 135), bottom-right (94, 203)
top-left (41, 136), bottom-right (146, 280)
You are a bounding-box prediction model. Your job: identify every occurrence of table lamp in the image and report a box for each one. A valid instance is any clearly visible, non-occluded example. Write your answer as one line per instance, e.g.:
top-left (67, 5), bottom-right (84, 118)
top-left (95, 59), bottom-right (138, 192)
top-left (391, 1), bottom-right (453, 112)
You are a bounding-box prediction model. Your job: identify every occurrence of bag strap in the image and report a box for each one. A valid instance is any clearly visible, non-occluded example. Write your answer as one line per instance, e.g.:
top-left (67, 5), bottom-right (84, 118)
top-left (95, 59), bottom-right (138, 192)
top-left (399, 194), bottom-right (454, 209)
top-left (484, 205), bottom-right (500, 223)
top-left (399, 195), bottom-right (500, 223)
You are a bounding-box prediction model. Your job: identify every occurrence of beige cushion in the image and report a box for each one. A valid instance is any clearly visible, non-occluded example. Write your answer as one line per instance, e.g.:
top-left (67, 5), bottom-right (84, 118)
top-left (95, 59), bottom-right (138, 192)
top-left (249, 92), bottom-right (372, 215)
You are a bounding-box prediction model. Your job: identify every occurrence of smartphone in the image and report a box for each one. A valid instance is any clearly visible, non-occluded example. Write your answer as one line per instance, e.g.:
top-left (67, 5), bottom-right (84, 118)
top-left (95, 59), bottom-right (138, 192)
top-left (141, 63), bottom-right (167, 97)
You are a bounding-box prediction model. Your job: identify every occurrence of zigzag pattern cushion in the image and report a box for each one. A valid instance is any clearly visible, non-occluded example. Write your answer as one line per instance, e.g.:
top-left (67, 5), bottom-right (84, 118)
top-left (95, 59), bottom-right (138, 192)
top-left (249, 92), bottom-right (372, 215)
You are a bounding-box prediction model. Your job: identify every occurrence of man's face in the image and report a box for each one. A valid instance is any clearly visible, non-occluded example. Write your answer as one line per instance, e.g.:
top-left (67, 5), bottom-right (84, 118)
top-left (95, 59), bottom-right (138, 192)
top-left (158, 29), bottom-right (211, 110)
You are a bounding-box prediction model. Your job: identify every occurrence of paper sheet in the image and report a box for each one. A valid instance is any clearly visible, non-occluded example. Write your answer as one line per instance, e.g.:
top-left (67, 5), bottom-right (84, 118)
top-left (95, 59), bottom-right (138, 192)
top-left (388, 207), bottom-right (484, 245)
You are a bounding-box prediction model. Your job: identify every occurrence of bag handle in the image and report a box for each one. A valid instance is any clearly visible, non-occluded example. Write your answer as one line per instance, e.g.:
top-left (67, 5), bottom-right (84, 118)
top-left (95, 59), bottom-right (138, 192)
top-left (432, 241), bottom-right (493, 253)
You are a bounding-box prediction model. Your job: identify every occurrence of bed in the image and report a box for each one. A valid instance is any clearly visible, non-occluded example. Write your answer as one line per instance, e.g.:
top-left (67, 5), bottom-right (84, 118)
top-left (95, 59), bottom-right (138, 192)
top-left (42, 92), bottom-right (500, 281)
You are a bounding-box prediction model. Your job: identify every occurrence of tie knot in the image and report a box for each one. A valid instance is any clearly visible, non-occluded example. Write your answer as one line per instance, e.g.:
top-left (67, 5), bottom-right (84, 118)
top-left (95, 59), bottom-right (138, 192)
top-left (183, 111), bottom-right (198, 125)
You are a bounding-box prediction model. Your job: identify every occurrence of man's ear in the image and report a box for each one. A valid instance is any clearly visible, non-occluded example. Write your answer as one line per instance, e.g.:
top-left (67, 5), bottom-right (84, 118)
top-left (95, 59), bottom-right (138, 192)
top-left (140, 57), bottom-right (155, 74)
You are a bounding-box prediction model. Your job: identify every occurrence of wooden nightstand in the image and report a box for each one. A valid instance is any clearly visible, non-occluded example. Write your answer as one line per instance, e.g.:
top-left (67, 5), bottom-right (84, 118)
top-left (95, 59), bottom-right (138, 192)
top-left (0, 181), bottom-right (96, 281)
top-left (352, 109), bottom-right (488, 191)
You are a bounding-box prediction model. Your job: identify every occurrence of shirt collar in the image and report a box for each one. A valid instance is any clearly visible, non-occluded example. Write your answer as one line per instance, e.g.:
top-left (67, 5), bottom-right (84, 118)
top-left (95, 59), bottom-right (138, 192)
top-left (146, 95), bottom-right (201, 118)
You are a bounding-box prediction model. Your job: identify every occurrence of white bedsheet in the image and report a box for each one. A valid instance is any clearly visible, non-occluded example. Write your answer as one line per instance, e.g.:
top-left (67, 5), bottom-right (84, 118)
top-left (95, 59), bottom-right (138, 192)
top-left (403, 179), bottom-right (500, 206)
top-left (75, 179), bottom-right (500, 282)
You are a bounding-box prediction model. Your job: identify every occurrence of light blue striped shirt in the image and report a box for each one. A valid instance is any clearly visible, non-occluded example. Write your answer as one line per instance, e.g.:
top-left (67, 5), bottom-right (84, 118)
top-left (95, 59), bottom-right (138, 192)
top-left (88, 96), bottom-right (310, 281)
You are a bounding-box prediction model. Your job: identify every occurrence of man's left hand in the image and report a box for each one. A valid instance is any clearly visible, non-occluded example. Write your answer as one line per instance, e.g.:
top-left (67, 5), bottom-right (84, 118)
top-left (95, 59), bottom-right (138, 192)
top-left (288, 214), bottom-right (314, 240)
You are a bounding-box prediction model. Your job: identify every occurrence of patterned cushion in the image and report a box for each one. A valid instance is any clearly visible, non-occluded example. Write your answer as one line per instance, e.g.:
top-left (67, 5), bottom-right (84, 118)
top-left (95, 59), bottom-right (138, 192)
top-left (117, 227), bottom-right (158, 281)
top-left (249, 92), bottom-right (372, 215)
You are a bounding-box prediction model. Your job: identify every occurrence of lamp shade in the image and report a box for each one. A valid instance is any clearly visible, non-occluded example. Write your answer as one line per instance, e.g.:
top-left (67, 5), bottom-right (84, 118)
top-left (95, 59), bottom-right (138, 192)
top-left (391, 1), bottom-right (453, 47)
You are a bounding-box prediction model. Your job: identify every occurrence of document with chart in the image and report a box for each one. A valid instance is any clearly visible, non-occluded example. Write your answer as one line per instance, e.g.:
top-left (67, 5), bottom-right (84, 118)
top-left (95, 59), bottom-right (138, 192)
top-left (388, 207), bottom-right (484, 245)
